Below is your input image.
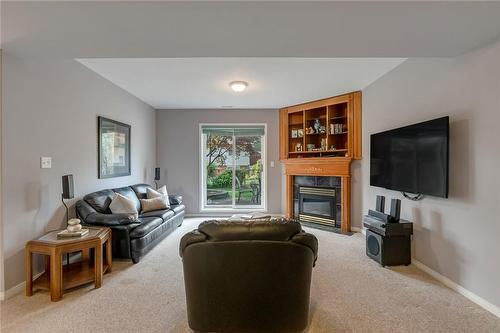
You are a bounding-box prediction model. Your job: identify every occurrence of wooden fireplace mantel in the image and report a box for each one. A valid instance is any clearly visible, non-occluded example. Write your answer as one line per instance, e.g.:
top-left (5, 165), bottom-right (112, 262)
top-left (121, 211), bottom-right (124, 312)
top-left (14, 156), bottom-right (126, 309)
top-left (279, 92), bottom-right (362, 233)
top-left (282, 157), bottom-right (352, 177)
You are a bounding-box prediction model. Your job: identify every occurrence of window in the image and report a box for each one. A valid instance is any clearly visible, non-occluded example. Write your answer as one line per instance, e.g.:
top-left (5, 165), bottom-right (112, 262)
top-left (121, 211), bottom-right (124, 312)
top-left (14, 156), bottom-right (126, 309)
top-left (200, 124), bottom-right (266, 211)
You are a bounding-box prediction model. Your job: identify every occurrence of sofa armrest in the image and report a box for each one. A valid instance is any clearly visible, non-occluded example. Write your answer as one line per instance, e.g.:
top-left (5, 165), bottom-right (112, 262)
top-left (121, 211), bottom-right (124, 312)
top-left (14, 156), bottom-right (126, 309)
top-left (179, 230), bottom-right (207, 258)
top-left (291, 232), bottom-right (319, 266)
top-left (76, 199), bottom-right (138, 226)
top-left (84, 212), bottom-right (139, 226)
top-left (169, 194), bottom-right (183, 205)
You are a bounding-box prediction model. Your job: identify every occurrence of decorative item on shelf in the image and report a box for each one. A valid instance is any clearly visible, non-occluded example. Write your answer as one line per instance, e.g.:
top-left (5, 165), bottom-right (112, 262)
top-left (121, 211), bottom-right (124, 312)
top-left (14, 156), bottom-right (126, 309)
top-left (291, 129), bottom-right (298, 138)
top-left (321, 138), bottom-right (327, 151)
top-left (306, 127), bottom-right (314, 135)
top-left (297, 129), bottom-right (304, 138)
top-left (313, 119), bottom-right (321, 133)
top-left (306, 144), bottom-right (315, 151)
top-left (154, 167), bottom-right (161, 188)
top-left (330, 145), bottom-right (336, 150)
top-left (330, 123), bottom-right (347, 134)
top-left (295, 142), bottom-right (303, 152)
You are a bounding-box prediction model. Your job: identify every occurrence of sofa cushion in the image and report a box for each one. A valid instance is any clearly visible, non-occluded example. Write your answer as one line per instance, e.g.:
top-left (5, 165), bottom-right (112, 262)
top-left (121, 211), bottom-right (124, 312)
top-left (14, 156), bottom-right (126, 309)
top-left (147, 185), bottom-right (168, 198)
top-left (140, 196), bottom-right (169, 213)
top-left (131, 183), bottom-right (154, 200)
top-left (113, 186), bottom-right (141, 212)
top-left (140, 209), bottom-right (174, 221)
top-left (109, 192), bottom-right (139, 217)
top-left (170, 204), bottom-right (185, 215)
top-left (198, 219), bottom-right (301, 242)
top-left (130, 217), bottom-right (164, 239)
top-left (84, 189), bottom-right (115, 213)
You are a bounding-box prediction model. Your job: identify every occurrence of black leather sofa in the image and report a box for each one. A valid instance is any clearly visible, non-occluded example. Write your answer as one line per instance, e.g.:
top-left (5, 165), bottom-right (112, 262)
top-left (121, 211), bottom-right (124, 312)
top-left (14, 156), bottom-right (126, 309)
top-left (76, 184), bottom-right (185, 263)
top-left (180, 219), bottom-right (318, 333)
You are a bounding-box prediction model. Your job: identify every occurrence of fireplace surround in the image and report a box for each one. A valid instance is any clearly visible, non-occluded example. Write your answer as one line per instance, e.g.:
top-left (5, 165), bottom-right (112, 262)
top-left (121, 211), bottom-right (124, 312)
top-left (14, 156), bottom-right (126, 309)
top-left (294, 176), bottom-right (341, 229)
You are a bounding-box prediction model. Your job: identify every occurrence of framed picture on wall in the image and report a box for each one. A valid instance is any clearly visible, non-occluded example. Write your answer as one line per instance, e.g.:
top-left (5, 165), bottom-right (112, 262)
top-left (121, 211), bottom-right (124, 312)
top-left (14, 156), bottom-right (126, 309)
top-left (98, 116), bottom-right (131, 178)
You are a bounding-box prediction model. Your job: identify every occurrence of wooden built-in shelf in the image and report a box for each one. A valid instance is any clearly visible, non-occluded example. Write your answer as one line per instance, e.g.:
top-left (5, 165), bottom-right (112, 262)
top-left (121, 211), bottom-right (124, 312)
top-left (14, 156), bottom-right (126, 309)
top-left (279, 91), bottom-right (362, 233)
top-left (289, 149), bottom-right (348, 155)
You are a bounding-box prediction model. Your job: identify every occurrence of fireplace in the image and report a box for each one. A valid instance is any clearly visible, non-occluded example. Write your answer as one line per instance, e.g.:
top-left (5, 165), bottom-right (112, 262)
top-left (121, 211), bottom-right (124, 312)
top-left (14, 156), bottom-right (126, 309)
top-left (294, 176), bottom-right (342, 229)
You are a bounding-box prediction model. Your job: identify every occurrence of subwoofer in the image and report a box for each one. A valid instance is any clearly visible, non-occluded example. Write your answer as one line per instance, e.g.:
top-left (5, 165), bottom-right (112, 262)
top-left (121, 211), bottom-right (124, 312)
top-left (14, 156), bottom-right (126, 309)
top-left (366, 228), bottom-right (411, 267)
top-left (366, 229), bottom-right (382, 264)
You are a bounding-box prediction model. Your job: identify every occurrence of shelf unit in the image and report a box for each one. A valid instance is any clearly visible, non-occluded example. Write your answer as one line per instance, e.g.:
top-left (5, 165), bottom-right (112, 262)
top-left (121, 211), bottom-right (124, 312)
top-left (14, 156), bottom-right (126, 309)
top-left (279, 91), bottom-right (362, 233)
top-left (281, 92), bottom-right (361, 160)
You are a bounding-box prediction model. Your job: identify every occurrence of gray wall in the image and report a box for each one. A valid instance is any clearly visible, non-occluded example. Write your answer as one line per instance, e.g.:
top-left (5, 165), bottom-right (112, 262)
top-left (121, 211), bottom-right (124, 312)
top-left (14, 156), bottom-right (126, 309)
top-left (1, 56), bottom-right (156, 291)
top-left (359, 40), bottom-right (500, 307)
top-left (156, 109), bottom-right (282, 215)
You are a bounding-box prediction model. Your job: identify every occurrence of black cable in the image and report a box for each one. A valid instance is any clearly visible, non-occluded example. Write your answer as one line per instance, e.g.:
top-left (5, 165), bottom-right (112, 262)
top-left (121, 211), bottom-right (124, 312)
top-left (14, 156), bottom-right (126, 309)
top-left (62, 194), bottom-right (70, 266)
top-left (401, 192), bottom-right (424, 201)
top-left (61, 194), bottom-right (69, 223)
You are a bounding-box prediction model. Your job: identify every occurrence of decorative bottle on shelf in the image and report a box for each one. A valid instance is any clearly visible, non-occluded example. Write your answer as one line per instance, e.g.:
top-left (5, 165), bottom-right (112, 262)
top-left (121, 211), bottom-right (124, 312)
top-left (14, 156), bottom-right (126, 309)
top-left (321, 138), bottom-right (327, 151)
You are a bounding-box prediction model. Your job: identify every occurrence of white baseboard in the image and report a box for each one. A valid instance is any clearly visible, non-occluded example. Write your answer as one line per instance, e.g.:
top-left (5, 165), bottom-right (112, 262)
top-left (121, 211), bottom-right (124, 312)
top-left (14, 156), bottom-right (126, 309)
top-left (351, 226), bottom-right (366, 235)
top-left (185, 213), bottom-right (285, 218)
top-left (0, 271), bottom-right (43, 301)
top-left (412, 258), bottom-right (500, 318)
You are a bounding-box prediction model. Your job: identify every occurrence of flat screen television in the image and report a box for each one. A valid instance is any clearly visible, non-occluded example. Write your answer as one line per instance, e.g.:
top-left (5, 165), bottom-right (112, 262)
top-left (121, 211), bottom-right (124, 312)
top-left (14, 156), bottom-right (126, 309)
top-left (370, 116), bottom-right (449, 198)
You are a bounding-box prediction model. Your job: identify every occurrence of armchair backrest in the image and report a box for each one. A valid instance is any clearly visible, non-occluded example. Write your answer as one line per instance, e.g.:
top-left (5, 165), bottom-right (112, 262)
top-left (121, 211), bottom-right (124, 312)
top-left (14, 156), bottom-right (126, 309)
top-left (180, 220), bottom-right (318, 333)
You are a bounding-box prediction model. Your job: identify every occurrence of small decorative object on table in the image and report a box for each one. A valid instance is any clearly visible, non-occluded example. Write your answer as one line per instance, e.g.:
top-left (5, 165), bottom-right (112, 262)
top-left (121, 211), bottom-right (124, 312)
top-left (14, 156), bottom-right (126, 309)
top-left (57, 218), bottom-right (89, 238)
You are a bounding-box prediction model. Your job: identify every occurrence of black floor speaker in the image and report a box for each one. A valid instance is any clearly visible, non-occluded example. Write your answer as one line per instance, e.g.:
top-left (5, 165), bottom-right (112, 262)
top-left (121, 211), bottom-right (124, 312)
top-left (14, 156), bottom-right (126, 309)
top-left (366, 229), bottom-right (411, 267)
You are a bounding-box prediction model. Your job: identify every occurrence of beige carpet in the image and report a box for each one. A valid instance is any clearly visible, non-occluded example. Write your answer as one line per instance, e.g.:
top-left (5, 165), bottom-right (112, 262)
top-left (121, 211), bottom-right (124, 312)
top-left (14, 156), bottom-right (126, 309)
top-left (1, 217), bottom-right (499, 332)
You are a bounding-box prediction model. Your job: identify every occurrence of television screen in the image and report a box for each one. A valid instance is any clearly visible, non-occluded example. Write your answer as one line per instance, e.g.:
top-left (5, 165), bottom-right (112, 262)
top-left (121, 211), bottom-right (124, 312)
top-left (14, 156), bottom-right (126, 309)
top-left (370, 116), bottom-right (449, 198)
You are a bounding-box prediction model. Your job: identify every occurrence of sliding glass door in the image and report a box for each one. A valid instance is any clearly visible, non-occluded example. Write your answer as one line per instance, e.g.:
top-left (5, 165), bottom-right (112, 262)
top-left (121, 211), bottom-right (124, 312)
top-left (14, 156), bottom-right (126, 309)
top-left (201, 124), bottom-right (266, 211)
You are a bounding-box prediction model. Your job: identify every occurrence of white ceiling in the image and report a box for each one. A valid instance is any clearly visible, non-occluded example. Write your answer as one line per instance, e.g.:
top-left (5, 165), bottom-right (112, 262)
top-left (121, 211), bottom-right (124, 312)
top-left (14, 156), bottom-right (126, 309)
top-left (77, 58), bottom-right (406, 109)
top-left (4, 2), bottom-right (500, 58)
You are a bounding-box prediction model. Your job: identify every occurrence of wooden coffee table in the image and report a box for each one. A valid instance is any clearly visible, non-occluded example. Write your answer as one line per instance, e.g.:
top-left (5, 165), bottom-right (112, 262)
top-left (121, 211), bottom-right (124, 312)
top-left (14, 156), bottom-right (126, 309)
top-left (25, 227), bottom-right (112, 301)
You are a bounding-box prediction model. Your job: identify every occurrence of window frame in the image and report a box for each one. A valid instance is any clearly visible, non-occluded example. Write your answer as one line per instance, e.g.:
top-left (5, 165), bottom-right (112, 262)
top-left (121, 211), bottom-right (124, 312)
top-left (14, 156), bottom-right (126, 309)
top-left (199, 123), bottom-right (267, 213)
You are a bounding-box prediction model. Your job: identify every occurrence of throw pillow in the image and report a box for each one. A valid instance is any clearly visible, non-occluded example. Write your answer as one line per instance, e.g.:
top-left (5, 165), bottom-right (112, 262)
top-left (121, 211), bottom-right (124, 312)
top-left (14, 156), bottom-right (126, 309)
top-left (146, 185), bottom-right (170, 208)
top-left (109, 192), bottom-right (139, 218)
top-left (141, 196), bottom-right (169, 213)
top-left (146, 185), bottom-right (168, 198)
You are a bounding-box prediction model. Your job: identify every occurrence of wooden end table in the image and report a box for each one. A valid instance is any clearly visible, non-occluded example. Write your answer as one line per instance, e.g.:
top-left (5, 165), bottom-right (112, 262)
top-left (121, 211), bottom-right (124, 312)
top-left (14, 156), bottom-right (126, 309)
top-left (25, 227), bottom-right (112, 301)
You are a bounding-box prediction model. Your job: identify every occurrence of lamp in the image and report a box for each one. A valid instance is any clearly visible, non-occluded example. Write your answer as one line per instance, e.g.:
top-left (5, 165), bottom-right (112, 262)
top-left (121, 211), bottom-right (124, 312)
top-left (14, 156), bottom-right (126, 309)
top-left (229, 81), bottom-right (248, 92)
top-left (61, 174), bottom-right (74, 223)
top-left (154, 167), bottom-right (160, 189)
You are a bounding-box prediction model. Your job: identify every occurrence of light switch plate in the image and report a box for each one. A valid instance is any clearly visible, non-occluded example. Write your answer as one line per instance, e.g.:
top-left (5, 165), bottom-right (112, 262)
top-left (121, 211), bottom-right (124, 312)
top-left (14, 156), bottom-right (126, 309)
top-left (41, 157), bottom-right (52, 169)
top-left (270, 161), bottom-right (275, 168)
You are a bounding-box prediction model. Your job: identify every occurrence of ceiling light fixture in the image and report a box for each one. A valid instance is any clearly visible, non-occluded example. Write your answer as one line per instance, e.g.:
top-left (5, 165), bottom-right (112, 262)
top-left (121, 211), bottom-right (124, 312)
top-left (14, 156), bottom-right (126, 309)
top-left (229, 81), bottom-right (248, 92)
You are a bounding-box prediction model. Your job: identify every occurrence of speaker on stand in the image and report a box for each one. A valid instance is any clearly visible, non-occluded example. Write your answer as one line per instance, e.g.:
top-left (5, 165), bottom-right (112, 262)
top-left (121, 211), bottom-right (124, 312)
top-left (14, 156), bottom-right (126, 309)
top-left (154, 167), bottom-right (160, 189)
top-left (61, 174), bottom-right (74, 222)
